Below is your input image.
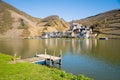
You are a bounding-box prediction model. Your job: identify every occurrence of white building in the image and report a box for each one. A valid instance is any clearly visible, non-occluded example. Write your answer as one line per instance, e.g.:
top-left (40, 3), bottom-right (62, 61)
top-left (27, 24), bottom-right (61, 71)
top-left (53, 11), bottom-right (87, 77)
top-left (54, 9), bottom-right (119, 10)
top-left (68, 22), bottom-right (97, 38)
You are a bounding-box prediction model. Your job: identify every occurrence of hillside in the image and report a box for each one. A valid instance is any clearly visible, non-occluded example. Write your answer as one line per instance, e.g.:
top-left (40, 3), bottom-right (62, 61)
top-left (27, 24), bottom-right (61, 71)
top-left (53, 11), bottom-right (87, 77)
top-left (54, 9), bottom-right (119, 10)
top-left (0, 0), bottom-right (41, 38)
top-left (40, 15), bottom-right (69, 32)
top-left (75, 9), bottom-right (120, 38)
top-left (0, 1), bottom-right (69, 38)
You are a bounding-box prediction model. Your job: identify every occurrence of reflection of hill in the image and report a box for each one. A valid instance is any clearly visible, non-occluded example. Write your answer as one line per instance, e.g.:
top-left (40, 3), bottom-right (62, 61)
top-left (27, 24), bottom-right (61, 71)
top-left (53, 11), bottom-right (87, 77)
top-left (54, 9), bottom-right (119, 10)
top-left (92, 40), bottom-right (120, 65)
top-left (0, 39), bottom-right (23, 55)
top-left (0, 39), bottom-right (120, 66)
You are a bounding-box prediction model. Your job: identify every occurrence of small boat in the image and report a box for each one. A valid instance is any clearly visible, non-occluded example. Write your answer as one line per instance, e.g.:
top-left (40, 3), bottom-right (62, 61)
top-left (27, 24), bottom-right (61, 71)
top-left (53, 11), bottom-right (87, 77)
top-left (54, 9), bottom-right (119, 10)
top-left (99, 37), bottom-right (108, 40)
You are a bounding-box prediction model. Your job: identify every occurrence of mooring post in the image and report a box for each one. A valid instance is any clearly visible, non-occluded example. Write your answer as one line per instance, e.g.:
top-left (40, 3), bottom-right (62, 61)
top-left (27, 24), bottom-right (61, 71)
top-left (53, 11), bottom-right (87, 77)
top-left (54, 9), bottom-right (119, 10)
top-left (59, 64), bottom-right (62, 69)
top-left (45, 49), bottom-right (46, 55)
top-left (44, 58), bottom-right (47, 65)
top-left (59, 50), bottom-right (62, 65)
top-left (53, 50), bottom-right (55, 60)
top-left (44, 49), bottom-right (47, 65)
top-left (50, 55), bottom-right (52, 66)
top-left (13, 53), bottom-right (17, 62)
top-left (35, 51), bottom-right (37, 57)
top-left (52, 60), bottom-right (54, 66)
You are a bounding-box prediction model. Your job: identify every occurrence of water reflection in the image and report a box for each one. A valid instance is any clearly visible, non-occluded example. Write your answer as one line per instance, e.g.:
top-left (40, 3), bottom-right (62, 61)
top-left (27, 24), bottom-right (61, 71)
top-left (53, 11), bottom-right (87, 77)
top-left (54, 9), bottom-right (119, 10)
top-left (69, 39), bottom-right (98, 55)
top-left (0, 38), bottom-right (120, 80)
top-left (0, 38), bottom-right (120, 65)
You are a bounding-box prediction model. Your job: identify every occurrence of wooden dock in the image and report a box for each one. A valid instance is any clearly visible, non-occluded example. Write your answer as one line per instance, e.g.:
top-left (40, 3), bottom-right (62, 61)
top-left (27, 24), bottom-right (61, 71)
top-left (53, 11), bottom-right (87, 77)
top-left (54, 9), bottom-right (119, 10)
top-left (36, 54), bottom-right (61, 61)
top-left (11, 50), bottom-right (62, 66)
top-left (36, 54), bottom-right (62, 66)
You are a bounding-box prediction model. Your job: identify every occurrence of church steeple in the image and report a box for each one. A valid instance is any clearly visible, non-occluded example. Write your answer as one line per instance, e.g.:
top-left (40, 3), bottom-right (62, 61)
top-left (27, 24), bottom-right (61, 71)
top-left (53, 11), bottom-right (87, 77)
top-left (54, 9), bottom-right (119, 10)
top-left (70, 20), bottom-right (74, 30)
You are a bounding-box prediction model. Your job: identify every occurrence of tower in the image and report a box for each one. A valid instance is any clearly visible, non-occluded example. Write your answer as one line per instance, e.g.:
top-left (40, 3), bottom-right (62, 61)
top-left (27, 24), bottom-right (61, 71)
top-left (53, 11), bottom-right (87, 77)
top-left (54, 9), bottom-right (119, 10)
top-left (70, 20), bottom-right (74, 30)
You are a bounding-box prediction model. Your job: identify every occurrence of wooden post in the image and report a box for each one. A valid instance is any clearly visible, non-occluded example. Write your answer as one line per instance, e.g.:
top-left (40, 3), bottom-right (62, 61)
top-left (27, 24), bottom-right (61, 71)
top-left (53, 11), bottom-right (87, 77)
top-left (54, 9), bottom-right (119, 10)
top-left (13, 53), bottom-right (17, 62)
top-left (35, 51), bottom-right (37, 57)
top-left (52, 60), bottom-right (54, 65)
top-left (59, 64), bottom-right (62, 69)
top-left (44, 49), bottom-right (47, 65)
top-left (59, 50), bottom-right (62, 65)
top-left (45, 49), bottom-right (46, 55)
top-left (44, 58), bottom-right (47, 65)
top-left (50, 55), bottom-right (52, 66)
top-left (53, 50), bottom-right (55, 60)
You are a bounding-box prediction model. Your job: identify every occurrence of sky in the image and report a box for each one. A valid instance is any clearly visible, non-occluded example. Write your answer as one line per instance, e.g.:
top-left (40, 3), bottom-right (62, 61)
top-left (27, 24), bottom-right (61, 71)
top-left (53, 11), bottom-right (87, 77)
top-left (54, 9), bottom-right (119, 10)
top-left (3, 0), bottom-right (120, 21)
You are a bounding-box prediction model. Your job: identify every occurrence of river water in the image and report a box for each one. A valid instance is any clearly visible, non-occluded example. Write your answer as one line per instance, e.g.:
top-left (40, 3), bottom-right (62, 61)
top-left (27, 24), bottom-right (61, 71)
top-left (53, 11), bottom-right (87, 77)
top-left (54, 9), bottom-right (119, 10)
top-left (0, 38), bottom-right (120, 80)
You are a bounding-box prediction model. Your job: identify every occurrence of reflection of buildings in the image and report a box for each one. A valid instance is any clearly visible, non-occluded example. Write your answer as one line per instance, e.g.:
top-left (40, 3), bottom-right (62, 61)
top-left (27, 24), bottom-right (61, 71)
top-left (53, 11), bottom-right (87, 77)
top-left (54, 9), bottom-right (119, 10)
top-left (44, 39), bottom-right (58, 48)
top-left (80, 39), bottom-right (98, 53)
top-left (43, 39), bottom-right (68, 56)
top-left (85, 39), bottom-right (92, 49)
top-left (45, 39), bottom-right (49, 45)
top-left (70, 39), bottom-right (98, 54)
top-left (71, 39), bottom-right (81, 54)
top-left (0, 38), bottom-right (98, 58)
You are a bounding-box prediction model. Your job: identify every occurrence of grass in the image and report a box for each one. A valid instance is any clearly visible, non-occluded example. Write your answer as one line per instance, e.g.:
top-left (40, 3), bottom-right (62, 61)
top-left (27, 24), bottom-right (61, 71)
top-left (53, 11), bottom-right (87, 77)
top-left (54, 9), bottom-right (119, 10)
top-left (0, 53), bottom-right (93, 80)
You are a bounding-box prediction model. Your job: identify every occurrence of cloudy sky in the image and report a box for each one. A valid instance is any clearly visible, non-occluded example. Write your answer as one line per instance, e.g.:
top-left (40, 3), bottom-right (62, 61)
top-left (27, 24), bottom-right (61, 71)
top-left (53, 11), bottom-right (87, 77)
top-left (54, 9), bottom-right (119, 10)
top-left (4, 0), bottom-right (120, 21)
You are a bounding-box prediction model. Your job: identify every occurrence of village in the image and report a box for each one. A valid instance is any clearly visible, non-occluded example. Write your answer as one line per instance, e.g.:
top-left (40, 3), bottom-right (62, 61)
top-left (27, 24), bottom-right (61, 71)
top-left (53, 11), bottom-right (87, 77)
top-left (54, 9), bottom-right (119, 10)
top-left (41, 22), bottom-right (97, 39)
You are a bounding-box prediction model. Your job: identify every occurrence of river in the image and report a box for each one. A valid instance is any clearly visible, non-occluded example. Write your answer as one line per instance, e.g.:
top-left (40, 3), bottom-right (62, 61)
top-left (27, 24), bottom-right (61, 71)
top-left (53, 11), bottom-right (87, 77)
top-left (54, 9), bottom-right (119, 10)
top-left (0, 38), bottom-right (120, 80)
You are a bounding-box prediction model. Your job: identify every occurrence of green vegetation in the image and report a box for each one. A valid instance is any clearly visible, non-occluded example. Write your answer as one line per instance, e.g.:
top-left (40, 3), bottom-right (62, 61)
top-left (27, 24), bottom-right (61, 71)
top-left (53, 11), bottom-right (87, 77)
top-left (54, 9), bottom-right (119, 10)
top-left (0, 53), bottom-right (93, 80)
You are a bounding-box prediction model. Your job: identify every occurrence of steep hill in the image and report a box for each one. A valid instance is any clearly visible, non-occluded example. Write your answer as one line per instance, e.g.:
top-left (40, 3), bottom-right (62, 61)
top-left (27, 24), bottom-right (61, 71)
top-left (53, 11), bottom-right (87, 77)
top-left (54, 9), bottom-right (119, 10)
top-left (40, 15), bottom-right (69, 32)
top-left (0, 1), bottom-right (69, 38)
top-left (0, 0), bottom-right (41, 38)
top-left (75, 9), bottom-right (120, 38)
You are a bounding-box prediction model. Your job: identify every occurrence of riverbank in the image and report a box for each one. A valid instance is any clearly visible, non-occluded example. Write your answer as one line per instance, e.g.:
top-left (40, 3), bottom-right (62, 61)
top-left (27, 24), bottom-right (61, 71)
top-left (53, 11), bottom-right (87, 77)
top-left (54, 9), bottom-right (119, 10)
top-left (0, 53), bottom-right (93, 80)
